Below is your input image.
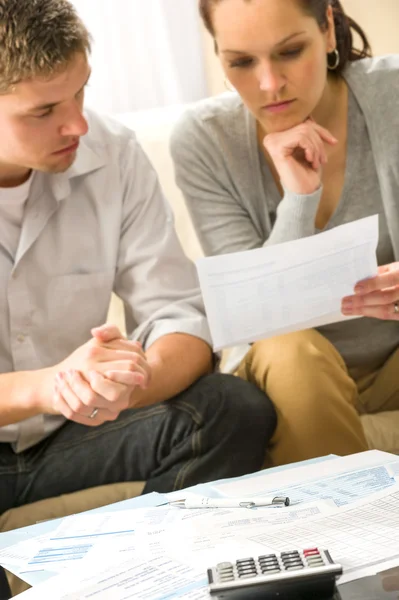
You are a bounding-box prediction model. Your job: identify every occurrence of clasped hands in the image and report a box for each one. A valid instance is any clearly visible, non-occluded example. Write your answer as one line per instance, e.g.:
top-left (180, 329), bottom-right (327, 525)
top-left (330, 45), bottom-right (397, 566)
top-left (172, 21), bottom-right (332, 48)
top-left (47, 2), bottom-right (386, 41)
top-left (53, 324), bottom-right (151, 426)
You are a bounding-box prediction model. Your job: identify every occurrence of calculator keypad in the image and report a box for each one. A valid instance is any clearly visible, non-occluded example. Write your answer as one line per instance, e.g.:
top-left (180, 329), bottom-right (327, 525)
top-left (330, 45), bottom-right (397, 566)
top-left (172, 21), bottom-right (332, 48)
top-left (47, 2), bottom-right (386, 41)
top-left (258, 554), bottom-right (281, 575)
top-left (216, 562), bottom-right (235, 582)
top-left (304, 548), bottom-right (325, 568)
top-left (210, 548), bottom-right (342, 598)
top-left (281, 550), bottom-right (304, 571)
top-left (236, 558), bottom-right (257, 578)
top-left (215, 548), bottom-right (327, 581)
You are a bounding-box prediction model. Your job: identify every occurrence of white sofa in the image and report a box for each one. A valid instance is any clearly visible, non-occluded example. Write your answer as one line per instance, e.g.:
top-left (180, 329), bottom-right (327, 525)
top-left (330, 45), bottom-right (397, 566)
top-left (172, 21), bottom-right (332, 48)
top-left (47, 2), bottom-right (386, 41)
top-left (107, 105), bottom-right (203, 329)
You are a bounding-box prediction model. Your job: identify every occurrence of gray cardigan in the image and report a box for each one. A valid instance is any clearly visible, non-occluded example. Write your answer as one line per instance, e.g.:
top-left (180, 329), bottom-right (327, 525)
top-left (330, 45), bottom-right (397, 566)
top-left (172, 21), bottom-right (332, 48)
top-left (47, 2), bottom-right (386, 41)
top-left (171, 55), bottom-right (399, 261)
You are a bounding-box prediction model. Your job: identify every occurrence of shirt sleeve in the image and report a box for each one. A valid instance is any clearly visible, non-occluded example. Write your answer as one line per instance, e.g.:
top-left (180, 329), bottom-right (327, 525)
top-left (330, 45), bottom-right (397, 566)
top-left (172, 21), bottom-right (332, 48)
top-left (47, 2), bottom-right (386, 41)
top-left (170, 113), bottom-right (263, 256)
top-left (113, 134), bottom-right (212, 350)
top-left (170, 110), bottom-right (321, 257)
top-left (266, 186), bottom-right (321, 245)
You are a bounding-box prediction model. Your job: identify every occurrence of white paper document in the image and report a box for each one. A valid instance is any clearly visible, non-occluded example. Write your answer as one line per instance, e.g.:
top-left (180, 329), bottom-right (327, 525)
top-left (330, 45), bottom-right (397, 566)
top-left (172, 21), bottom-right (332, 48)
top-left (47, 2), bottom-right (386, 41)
top-left (0, 534), bottom-right (116, 578)
top-left (3, 451), bottom-right (396, 585)
top-left (213, 450), bottom-right (398, 502)
top-left (245, 485), bottom-right (399, 585)
top-left (133, 501), bottom-right (336, 561)
top-left (196, 215), bottom-right (379, 349)
top-left (0, 505), bottom-right (213, 578)
top-left (215, 464), bottom-right (397, 509)
top-left (0, 511), bottom-right (138, 578)
top-left (146, 502), bottom-right (338, 569)
top-left (10, 468), bottom-right (399, 596)
top-left (14, 554), bottom-right (209, 600)
top-left (91, 486), bottom-right (399, 589)
top-left (165, 485), bottom-right (399, 586)
top-left (13, 501), bottom-right (337, 599)
top-left (0, 536), bottom-right (48, 570)
top-left (51, 511), bottom-right (135, 540)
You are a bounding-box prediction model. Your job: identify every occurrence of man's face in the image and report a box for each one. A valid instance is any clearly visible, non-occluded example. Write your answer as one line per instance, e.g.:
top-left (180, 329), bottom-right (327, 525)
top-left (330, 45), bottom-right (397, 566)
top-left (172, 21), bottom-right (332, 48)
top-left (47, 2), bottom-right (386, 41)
top-left (0, 53), bottom-right (90, 185)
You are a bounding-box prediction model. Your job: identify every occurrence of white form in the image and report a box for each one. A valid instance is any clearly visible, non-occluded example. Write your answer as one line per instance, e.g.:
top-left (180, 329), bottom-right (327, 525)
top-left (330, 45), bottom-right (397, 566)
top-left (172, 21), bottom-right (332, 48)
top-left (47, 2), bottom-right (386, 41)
top-left (51, 511), bottom-right (135, 540)
top-left (13, 555), bottom-right (210, 600)
top-left (0, 499), bottom-right (333, 578)
top-left (51, 504), bottom-right (215, 540)
top-left (0, 505), bottom-right (214, 578)
top-left (235, 484), bottom-right (399, 585)
top-left (57, 504), bottom-right (337, 592)
top-left (0, 536), bottom-right (48, 570)
top-left (73, 534), bottom-right (270, 585)
top-left (217, 465), bottom-right (397, 508)
top-left (196, 215), bottom-right (378, 350)
top-left (165, 500), bottom-right (337, 536)
top-left (113, 487), bottom-right (399, 585)
top-left (0, 535), bottom-right (114, 578)
top-left (138, 502), bottom-right (338, 569)
top-left (68, 501), bottom-right (334, 581)
top-left (13, 487), bottom-right (399, 595)
top-left (4, 452), bottom-right (395, 582)
top-left (213, 450), bottom-right (398, 499)
top-left (0, 510), bottom-right (140, 578)
top-left (125, 487), bottom-right (399, 584)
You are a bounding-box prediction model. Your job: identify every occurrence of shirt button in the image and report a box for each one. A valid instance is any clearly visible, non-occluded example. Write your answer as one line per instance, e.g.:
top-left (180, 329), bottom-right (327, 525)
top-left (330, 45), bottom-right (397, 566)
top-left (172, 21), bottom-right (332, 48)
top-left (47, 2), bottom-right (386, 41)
top-left (17, 334), bottom-right (26, 343)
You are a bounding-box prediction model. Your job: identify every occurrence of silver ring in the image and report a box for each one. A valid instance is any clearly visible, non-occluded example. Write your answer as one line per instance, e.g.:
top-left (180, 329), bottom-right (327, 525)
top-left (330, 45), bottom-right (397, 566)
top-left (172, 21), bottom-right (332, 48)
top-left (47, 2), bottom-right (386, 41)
top-left (394, 302), bottom-right (399, 315)
top-left (89, 408), bottom-right (99, 419)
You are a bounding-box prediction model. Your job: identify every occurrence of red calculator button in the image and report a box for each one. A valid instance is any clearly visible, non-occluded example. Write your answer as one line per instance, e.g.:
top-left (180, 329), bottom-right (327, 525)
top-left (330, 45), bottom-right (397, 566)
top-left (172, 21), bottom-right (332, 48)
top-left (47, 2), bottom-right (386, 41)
top-left (303, 549), bottom-right (320, 556)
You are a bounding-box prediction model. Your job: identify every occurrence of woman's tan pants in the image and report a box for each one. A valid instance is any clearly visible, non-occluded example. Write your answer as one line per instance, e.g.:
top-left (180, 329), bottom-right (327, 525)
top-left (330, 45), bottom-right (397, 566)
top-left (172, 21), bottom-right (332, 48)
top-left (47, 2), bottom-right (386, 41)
top-left (236, 329), bottom-right (399, 466)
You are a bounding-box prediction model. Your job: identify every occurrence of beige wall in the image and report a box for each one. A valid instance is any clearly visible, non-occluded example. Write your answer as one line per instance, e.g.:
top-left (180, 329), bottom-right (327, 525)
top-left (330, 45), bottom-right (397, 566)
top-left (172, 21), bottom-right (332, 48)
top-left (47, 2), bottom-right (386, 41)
top-left (201, 26), bottom-right (225, 96)
top-left (201, 0), bottom-right (399, 96)
top-left (343, 0), bottom-right (399, 55)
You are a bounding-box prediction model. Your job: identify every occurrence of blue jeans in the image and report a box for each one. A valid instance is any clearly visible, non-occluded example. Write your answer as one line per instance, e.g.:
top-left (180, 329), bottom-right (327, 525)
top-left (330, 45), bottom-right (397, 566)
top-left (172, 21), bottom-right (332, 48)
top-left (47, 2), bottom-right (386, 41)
top-left (0, 374), bottom-right (276, 514)
top-left (0, 569), bottom-right (9, 600)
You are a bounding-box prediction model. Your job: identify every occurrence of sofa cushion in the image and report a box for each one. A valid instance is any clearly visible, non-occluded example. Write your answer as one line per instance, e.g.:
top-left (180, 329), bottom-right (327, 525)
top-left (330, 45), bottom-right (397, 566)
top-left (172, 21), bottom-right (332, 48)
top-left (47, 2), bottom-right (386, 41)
top-left (361, 411), bottom-right (399, 454)
top-left (0, 481), bottom-right (145, 533)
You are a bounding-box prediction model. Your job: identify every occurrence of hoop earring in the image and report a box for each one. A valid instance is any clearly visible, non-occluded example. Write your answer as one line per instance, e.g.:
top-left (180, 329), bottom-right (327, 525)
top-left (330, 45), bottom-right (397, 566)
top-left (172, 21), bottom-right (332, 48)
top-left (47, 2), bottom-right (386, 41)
top-left (224, 77), bottom-right (235, 92)
top-left (327, 48), bottom-right (340, 71)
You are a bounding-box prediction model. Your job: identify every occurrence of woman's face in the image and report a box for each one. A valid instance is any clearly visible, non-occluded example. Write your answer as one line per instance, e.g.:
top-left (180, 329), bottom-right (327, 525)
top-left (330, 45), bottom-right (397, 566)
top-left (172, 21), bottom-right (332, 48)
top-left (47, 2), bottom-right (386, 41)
top-left (212, 0), bottom-right (336, 132)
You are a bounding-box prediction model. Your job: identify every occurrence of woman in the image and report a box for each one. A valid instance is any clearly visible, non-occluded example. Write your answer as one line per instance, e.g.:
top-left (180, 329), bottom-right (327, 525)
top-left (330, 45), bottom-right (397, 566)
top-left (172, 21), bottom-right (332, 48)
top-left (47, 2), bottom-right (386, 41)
top-left (171, 0), bottom-right (399, 465)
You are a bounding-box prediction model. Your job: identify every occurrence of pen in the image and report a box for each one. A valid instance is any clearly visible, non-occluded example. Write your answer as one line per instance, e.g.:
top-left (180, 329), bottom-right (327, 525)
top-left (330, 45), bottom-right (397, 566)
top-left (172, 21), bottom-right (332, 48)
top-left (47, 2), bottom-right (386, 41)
top-left (169, 496), bottom-right (290, 509)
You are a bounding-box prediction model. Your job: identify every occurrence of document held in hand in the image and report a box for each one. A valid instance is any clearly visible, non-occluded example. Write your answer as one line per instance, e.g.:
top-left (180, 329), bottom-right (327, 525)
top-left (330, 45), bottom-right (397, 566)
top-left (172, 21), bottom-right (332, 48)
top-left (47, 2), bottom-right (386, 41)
top-left (196, 215), bottom-right (379, 350)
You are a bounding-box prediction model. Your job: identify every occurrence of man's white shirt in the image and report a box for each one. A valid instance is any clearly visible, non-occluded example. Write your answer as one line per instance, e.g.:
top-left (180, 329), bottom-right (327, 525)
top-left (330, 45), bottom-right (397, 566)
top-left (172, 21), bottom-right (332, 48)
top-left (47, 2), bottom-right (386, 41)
top-left (0, 111), bottom-right (211, 452)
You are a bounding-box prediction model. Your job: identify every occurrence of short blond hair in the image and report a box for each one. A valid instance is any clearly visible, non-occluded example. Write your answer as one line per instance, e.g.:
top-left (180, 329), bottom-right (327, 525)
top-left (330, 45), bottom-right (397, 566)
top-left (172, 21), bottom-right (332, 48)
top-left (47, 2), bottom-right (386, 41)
top-left (0, 0), bottom-right (91, 94)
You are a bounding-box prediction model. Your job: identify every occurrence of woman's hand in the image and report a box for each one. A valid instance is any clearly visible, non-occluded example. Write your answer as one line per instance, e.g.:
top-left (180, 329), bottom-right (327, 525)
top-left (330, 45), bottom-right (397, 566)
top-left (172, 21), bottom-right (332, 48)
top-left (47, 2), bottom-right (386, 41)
top-left (263, 119), bottom-right (338, 195)
top-left (341, 262), bottom-right (399, 320)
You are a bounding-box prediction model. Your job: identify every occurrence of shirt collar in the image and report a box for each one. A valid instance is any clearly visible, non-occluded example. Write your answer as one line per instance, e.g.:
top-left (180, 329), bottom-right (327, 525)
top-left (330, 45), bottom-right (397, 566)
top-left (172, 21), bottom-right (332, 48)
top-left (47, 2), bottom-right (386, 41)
top-left (44, 133), bottom-right (107, 203)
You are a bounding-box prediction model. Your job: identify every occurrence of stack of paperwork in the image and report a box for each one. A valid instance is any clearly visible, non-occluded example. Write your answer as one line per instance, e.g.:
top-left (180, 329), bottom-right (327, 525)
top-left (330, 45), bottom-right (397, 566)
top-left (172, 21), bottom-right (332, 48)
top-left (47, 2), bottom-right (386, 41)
top-left (2, 450), bottom-right (399, 599)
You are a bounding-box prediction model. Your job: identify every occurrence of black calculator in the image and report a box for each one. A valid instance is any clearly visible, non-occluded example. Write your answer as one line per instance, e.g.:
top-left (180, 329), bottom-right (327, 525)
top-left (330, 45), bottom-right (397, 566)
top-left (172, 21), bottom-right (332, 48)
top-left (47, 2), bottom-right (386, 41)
top-left (207, 548), bottom-right (343, 599)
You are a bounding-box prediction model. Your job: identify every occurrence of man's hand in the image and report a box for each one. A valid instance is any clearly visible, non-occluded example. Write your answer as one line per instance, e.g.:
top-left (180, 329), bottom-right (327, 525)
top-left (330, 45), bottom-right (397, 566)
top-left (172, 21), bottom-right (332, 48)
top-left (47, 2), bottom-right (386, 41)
top-left (91, 324), bottom-right (151, 389)
top-left (53, 324), bottom-right (151, 426)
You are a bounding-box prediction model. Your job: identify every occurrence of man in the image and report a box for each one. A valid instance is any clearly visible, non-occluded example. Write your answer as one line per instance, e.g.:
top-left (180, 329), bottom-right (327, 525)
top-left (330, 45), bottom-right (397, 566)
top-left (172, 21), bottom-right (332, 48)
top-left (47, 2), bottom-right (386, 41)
top-left (0, 0), bottom-right (276, 515)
